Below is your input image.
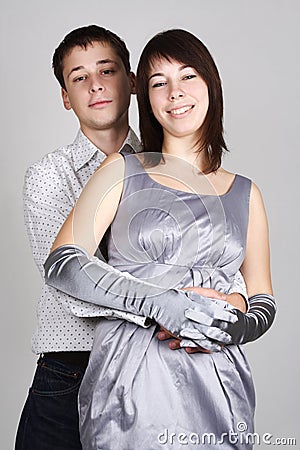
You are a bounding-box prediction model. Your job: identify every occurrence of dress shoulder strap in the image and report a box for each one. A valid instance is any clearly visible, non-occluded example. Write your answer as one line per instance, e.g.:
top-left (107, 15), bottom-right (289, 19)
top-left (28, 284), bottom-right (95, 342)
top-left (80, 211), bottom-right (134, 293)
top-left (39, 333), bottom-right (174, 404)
top-left (223, 174), bottom-right (252, 244)
top-left (120, 154), bottom-right (150, 199)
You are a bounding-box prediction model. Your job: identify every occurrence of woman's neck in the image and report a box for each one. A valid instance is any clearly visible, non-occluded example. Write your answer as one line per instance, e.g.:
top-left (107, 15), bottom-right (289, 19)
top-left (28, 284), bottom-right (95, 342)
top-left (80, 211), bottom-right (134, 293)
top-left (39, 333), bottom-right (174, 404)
top-left (162, 134), bottom-right (206, 172)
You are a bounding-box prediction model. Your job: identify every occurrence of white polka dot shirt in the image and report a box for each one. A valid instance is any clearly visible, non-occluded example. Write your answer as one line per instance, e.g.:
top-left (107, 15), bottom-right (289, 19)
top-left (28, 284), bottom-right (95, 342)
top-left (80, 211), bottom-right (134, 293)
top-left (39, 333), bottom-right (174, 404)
top-left (23, 128), bottom-right (147, 354)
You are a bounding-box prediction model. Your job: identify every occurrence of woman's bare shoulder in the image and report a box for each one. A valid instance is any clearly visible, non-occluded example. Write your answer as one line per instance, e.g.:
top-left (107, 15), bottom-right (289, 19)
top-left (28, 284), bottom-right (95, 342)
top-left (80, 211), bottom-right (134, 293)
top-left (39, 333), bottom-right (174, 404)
top-left (98, 152), bottom-right (125, 168)
top-left (92, 153), bottom-right (126, 180)
top-left (210, 167), bottom-right (236, 195)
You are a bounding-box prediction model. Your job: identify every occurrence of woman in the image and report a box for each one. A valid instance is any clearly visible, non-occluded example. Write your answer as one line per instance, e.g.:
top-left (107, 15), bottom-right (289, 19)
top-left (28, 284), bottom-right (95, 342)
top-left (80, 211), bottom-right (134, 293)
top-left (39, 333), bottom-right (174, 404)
top-left (45, 30), bottom-right (275, 449)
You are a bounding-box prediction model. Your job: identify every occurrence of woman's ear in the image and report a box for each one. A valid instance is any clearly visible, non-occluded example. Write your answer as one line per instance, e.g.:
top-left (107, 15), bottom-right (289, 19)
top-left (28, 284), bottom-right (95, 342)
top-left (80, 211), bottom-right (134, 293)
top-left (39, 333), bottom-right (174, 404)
top-left (61, 88), bottom-right (72, 110)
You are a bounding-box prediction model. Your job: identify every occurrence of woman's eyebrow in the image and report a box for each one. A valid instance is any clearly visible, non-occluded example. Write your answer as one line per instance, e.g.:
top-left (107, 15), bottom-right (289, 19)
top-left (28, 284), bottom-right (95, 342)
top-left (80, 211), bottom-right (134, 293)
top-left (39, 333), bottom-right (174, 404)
top-left (148, 65), bottom-right (193, 81)
top-left (148, 72), bottom-right (164, 81)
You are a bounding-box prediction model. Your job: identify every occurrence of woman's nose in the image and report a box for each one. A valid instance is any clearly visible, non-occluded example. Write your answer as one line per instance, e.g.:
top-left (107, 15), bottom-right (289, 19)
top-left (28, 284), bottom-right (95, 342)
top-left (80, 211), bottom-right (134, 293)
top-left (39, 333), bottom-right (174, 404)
top-left (169, 87), bottom-right (184, 101)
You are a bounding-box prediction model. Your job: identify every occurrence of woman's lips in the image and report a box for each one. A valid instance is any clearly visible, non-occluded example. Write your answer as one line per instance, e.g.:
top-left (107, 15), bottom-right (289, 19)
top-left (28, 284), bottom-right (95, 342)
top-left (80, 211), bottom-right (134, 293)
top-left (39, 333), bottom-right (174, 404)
top-left (167, 105), bottom-right (194, 116)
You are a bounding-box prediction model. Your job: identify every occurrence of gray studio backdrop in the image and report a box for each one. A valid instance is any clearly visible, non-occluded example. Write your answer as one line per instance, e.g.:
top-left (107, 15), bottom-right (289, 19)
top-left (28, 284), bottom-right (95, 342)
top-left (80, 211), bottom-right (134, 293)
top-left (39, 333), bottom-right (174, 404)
top-left (1, 0), bottom-right (299, 448)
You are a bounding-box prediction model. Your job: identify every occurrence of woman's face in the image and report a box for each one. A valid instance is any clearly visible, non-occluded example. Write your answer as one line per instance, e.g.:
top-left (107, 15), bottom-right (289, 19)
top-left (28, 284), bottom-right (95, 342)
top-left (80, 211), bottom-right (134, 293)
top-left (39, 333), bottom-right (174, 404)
top-left (148, 58), bottom-right (209, 141)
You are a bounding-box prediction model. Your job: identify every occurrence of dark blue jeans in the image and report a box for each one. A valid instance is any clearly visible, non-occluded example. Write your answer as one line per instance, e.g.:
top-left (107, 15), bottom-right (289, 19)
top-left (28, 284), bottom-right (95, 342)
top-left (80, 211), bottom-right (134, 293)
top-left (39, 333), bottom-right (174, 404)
top-left (15, 355), bottom-right (87, 450)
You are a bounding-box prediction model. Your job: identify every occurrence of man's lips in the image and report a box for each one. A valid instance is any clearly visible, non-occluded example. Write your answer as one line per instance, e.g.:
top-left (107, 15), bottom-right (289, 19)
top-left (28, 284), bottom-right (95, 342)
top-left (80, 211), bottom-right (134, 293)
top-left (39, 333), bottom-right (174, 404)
top-left (167, 105), bottom-right (194, 116)
top-left (89, 99), bottom-right (112, 108)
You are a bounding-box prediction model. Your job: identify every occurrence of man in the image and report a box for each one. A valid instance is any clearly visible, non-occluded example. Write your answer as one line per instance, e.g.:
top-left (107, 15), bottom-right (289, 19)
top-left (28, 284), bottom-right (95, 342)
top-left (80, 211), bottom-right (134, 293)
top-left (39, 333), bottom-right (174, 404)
top-left (16, 25), bottom-right (248, 449)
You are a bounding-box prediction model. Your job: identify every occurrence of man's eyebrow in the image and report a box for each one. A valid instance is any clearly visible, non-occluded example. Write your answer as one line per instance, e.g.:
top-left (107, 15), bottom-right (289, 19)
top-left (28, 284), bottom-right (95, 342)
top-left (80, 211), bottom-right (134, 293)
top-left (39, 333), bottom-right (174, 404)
top-left (148, 65), bottom-right (191, 81)
top-left (96, 59), bottom-right (118, 66)
top-left (67, 59), bottom-right (118, 79)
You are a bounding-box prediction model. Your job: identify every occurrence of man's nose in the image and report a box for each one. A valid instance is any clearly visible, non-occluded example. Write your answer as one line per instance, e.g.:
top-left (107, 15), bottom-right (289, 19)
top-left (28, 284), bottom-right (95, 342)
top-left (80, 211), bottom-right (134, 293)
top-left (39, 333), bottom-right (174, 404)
top-left (89, 76), bottom-right (104, 93)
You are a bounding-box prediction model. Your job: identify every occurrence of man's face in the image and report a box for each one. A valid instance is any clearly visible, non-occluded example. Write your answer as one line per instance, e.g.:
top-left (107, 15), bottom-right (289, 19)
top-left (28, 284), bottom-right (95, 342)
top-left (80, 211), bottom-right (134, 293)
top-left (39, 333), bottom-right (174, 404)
top-left (61, 42), bottom-right (135, 136)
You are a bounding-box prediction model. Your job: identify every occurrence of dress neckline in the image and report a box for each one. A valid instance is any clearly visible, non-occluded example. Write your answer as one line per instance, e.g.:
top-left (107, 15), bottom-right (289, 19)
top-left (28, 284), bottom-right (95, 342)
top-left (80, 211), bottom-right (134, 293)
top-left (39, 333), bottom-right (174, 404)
top-left (133, 155), bottom-right (238, 198)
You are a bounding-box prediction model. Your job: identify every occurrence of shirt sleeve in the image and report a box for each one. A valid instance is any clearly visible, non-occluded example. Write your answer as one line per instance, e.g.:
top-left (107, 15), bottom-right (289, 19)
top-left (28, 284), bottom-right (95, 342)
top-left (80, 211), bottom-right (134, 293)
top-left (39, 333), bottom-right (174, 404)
top-left (23, 163), bottom-right (73, 276)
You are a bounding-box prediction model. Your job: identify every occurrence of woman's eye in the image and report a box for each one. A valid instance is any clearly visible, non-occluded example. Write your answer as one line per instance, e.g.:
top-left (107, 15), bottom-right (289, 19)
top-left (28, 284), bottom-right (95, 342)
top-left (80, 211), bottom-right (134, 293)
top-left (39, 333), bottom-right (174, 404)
top-left (183, 74), bottom-right (197, 80)
top-left (152, 81), bottom-right (166, 88)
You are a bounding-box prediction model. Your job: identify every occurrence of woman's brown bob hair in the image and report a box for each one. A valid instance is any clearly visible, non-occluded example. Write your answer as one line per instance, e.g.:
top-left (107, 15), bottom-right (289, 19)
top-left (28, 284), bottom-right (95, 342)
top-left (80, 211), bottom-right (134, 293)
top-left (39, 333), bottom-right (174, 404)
top-left (136, 29), bottom-right (228, 173)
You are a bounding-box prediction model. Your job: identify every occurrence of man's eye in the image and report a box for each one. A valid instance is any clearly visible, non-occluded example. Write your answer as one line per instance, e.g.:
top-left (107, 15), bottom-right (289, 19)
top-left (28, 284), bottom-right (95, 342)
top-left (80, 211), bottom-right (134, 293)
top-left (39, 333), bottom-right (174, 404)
top-left (102, 69), bottom-right (115, 75)
top-left (74, 75), bottom-right (87, 82)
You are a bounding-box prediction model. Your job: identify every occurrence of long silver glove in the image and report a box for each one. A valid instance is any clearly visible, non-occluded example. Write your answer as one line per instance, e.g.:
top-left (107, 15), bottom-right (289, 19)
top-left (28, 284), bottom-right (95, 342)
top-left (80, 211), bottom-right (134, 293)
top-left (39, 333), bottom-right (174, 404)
top-left (186, 293), bottom-right (276, 345)
top-left (44, 245), bottom-right (237, 350)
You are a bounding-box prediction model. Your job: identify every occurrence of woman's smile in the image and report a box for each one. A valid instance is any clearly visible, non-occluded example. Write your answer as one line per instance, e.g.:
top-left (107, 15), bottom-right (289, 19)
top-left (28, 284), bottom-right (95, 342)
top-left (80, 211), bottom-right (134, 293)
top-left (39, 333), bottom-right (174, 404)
top-left (167, 104), bottom-right (195, 116)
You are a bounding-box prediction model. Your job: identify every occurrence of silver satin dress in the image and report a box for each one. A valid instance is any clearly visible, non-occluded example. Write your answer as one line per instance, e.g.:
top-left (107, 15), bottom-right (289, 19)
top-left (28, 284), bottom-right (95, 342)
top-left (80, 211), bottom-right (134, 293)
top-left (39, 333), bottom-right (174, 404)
top-left (79, 155), bottom-right (255, 450)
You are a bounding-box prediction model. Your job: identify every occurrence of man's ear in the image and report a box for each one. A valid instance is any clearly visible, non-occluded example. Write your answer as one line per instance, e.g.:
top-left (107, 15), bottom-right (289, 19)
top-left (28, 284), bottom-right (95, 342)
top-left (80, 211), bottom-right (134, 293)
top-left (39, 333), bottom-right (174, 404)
top-left (61, 88), bottom-right (72, 110)
top-left (130, 72), bottom-right (136, 95)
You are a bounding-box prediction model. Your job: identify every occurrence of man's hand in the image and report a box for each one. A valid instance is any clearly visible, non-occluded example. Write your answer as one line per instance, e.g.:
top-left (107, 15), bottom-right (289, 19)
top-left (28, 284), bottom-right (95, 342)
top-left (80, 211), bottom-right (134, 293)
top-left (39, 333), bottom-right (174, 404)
top-left (183, 287), bottom-right (247, 313)
top-left (181, 286), bottom-right (226, 300)
top-left (157, 327), bottom-right (212, 353)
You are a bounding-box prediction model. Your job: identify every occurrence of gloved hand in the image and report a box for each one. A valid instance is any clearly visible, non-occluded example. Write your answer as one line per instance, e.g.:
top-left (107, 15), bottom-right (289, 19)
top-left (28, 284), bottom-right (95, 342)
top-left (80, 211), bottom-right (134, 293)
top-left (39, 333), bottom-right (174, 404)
top-left (44, 245), bottom-right (237, 351)
top-left (185, 293), bottom-right (276, 345)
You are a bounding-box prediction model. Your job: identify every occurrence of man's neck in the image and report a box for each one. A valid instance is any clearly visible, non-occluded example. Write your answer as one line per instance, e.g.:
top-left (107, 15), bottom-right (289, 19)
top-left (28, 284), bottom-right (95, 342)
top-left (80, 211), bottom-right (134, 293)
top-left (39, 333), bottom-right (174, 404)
top-left (81, 124), bottom-right (130, 155)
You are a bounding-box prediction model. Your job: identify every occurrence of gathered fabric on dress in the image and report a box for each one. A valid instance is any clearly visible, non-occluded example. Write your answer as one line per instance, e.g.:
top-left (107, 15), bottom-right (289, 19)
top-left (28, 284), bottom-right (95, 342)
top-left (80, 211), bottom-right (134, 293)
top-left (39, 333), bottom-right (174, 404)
top-left (79, 154), bottom-right (255, 450)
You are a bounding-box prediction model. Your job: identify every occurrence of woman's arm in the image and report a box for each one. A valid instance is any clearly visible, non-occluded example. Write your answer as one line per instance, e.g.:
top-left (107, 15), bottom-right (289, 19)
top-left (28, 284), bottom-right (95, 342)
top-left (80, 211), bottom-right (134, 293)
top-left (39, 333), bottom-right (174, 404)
top-left (240, 182), bottom-right (273, 296)
top-left (51, 152), bottom-right (125, 256)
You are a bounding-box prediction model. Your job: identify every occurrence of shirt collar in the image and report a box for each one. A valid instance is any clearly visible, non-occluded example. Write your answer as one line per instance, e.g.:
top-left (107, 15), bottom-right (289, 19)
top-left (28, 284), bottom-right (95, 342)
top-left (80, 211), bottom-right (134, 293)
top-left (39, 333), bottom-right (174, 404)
top-left (72, 128), bottom-right (142, 172)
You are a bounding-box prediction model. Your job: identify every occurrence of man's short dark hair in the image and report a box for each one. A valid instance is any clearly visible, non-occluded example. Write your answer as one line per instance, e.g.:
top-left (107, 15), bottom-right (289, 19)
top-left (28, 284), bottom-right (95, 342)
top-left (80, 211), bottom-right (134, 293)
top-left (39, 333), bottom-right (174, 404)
top-left (52, 25), bottom-right (131, 90)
